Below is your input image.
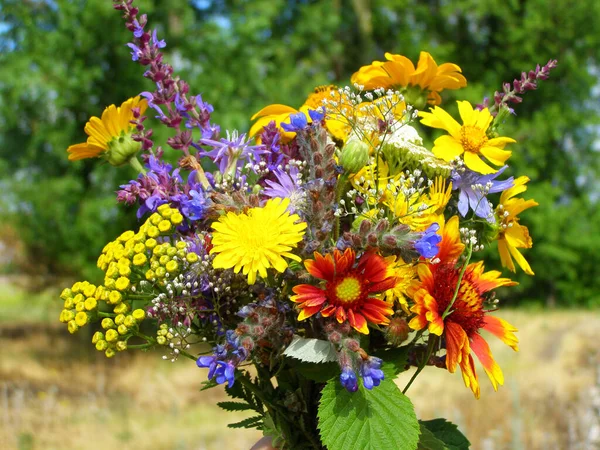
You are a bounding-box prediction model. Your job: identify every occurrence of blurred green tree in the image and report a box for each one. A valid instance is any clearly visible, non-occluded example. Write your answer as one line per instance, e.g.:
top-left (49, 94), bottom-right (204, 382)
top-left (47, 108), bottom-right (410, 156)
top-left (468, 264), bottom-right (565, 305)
top-left (0, 0), bottom-right (598, 305)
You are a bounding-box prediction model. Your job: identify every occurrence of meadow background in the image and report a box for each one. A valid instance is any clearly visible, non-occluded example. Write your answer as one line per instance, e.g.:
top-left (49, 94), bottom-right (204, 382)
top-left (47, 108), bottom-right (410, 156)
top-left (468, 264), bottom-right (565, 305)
top-left (0, 0), bottom-right (599, 449)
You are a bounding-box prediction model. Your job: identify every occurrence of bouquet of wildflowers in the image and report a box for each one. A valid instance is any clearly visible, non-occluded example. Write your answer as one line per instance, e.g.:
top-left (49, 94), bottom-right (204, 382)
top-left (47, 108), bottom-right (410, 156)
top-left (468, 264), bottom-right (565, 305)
top-left (57, 1), bottom-right (557, 448)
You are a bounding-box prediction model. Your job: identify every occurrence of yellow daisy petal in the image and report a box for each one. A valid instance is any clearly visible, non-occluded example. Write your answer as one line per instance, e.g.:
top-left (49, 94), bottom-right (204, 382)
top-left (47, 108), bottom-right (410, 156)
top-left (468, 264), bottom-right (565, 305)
top-left (464, 151), bottom-right (496, 174)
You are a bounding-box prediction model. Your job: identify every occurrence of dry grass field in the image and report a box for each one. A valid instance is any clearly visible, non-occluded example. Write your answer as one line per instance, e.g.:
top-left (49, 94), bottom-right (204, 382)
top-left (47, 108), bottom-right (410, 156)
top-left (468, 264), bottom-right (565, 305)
top-left (1, 280), bottom-right (599, 450)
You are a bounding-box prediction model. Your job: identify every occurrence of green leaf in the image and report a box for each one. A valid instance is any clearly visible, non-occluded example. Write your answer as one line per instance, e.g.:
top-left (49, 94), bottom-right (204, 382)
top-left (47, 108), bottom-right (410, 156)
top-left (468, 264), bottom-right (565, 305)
top-left (372, 346), bottom-right (410, 375)
top-left (217, 401), bottom-right (254, 412)
top-left (288, 359), bottom-right (339, 383)
top-left (200, 379), bottom-right (218, 391)
top-left (228, 416), bottom-right (263, 429)
top-left (318, 374), bottom-right (420, 450)
top-left (284, 336), bottom-right (338, 363)
top-left (417, 424), bottom-right (448, 450)
top-left (420, 419), bottom-right (470, 450)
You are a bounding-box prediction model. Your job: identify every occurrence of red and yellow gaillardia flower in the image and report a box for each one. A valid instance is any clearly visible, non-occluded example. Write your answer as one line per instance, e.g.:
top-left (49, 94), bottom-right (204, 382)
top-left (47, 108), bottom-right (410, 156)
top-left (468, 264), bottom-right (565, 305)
top-left (496, 176), bottom-right (538, 275)
top-left (407, 216), bottom-right (518, 398)
top-left (351, 52), bottom-right (467, 106)
top-left (67, 96), bottom-right (148, 165)
top-left (291, 249), bottom-right (396, 334)
top-left (419, 101), bottom-right (515, 175)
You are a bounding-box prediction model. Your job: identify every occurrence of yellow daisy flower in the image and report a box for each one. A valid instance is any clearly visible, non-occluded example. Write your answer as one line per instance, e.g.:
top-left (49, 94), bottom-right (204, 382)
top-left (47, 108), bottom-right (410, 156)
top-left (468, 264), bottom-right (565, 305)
top-left (496, 176), bottom-right (538, 275)
top-left (249, 85), bottom-right (348, 142)
top-left (419, 101), bottom-right (515, 175)
top-left (67, 96), bottom-right (148, 165)
top-left (210, 198), bottom-right (307, 284)
top-left (383, 256), bottom-right (416, 313)
top-left (351, 52), bottom-right (467, 106)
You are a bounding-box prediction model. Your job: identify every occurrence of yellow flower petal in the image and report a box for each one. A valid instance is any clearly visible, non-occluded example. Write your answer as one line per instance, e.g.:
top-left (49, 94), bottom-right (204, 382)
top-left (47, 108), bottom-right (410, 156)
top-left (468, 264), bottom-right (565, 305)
top-left (457, 100), bottom-right (476, 126)
top-left (419, 106), bottom-right (461, 138)
top-left (463, 151), bottom-right (496, 174)
top-left (480, 146), bottom-right (512, 166)
top-left (250, 104), bottom-right (297, 121)
top-left (432, 135), bottom-right (465, 161)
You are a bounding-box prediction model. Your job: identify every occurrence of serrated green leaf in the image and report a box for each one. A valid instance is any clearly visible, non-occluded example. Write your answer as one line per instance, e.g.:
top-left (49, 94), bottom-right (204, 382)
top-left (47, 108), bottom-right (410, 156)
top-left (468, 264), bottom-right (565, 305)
top-left (317, 374), bottom-right (419, 450)
top-left (417, 424), bottom-right (448, 450)
top-left (284, 336), bottom-right (338, 363)
top-left (217, 401), bottom-right (254, 412)
top-left (420, 419), bottom-right (470, 450)
top-left (200, 379), bottom-right (218, 391)
top-left (228, 415), bottom-right (263, 429)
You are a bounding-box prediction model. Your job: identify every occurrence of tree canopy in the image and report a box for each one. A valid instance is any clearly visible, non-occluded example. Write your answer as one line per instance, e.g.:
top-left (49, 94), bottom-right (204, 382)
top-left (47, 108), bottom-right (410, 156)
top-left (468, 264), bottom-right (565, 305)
top-left (1, 0), bottom-right (599, 305)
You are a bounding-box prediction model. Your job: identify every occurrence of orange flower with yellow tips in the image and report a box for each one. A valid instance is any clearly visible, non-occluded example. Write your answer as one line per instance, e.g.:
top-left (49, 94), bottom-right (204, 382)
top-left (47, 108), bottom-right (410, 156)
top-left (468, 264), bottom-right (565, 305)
top-left (407, 216), bottom-right (518, 398)
top-left (419, 101), bottom-right (515, 175)
top-left (351, 52), bottom-right (467, 106)
top-left (249, 85), bottom-right (348, 142)
top-left (291, 249), bottom-right (396, 334)
top-left (67, 96), bottom-right (148, 165)
top-left (496, 176), bottom-right (538, 275)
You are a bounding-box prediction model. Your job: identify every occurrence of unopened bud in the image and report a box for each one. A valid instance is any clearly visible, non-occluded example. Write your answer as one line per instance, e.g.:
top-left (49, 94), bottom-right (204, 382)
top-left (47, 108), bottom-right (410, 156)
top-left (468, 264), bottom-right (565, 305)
top-left (385, 317), bottom-right (410, 345)
top-left (358, 220), bottom-right (372, 235)
top-left (106, 134), bottom-right (142, 166)
top-left (328, 331), bottom-right (342, 344)
top-left (339, 140), bottom-right (370, 174)
top-left (344, 338), bottom-right (360, 352)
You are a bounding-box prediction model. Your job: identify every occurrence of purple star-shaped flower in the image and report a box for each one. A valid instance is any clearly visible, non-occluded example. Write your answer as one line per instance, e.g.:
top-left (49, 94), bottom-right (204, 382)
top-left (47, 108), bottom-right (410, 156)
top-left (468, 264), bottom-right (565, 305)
top-left (452, 165), bottom-right (514, 222)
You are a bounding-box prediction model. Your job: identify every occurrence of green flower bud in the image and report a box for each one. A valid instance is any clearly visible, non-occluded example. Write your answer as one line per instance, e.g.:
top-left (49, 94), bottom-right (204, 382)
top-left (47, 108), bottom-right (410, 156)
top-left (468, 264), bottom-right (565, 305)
top-left (340, 140), bottom-right (370, 174)
top-left (105, 134), bottom-right (142, 166)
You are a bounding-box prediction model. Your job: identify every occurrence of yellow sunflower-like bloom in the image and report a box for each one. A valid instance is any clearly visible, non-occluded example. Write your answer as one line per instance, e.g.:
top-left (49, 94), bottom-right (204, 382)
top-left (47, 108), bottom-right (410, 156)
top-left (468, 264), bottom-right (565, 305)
top-left (383, 256), bottom-right (416, 313)
top-left (419, 101), bottom-right (515, 175)
top-left (351, 52), bottom-right (467, 106)
top-left (496, 176), bottom-right (538, 275)
top-left (249, 85), bottom-right (348, 142)
top-left (67, 96), bottom-right (148, 165)
top-left (210, 198), bottom-right (307, 284)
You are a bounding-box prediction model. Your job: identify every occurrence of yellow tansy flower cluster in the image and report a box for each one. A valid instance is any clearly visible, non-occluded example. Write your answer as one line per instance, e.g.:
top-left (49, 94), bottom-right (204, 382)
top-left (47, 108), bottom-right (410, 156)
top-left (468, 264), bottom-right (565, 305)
top-left (92, 308), bottom-right (146, 358)
top-left (59, 281), bottom-right (107, 334)
top-left (59, 204), bottom-right (191, 357)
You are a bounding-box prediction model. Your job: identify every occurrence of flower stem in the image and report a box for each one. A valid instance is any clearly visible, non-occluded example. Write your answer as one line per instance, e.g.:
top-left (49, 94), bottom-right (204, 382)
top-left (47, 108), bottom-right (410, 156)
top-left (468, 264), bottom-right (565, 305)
top-left (442, 242), bottom-right (473, 320)
top-left (334, 173), bottom-right (349, 242)
top-left (402, 334), bottom-right (438, 394)
top-left (129, 156), bottom-right (146, 175)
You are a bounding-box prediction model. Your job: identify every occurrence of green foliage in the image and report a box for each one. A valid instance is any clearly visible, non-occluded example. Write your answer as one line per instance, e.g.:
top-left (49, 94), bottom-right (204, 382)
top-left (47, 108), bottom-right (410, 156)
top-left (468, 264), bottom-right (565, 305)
top-left (417, 425), bottom-right (449, 450)
top-left (227, 415), bottom-right (263, 429)
top-left (420, 419), bottom-right (471, 450)
top-left (283, 336), bottom-right (338, 363)
top-left (216, 401), bottom-right (255, 412)
top-left (318, 368), bottom-right (420, 450)
top-left (1, 0), bottom-right (599, 305)
top-left (372, 345), bottom-right (411, 374)
top-left (286, 359), bottom-right (339, 383)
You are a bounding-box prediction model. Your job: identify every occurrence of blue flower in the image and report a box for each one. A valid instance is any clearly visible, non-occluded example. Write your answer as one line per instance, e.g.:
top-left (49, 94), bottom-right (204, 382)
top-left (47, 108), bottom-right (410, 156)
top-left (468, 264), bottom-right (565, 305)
top-left (132, 19), bottom-right (144, 38)
top-left (126, 42), bottom-right (142, 61)
top-left (201, 130), bottom-right (268, 175)
top-left (340, 366), bottom-right (359, 392)
top-left (308, 107), bottom-right (326, 122)
top-left (181, 189), bottom-right (207, 221)
top-left (263, 167), bottom-right (306, 212)
top-left (358, 356), bottom-right (384, 390)
top-left (140, 91), bottom-right (167, 119)
top-left (452, 165), bottom-right (514, 222)
top-left (197, 329), bottom-right (249, 388)
top-left (151, 30), bottom-right (166, 49)
top-left (281, 112), bottom-right (308, 132)
top-left (414, 223), bottom-right (442, 259)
